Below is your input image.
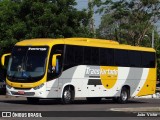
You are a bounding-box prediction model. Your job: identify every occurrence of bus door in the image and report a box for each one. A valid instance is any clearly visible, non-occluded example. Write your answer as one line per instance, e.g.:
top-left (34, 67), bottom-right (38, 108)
top-left (46, 45), bottom-right (64, 97)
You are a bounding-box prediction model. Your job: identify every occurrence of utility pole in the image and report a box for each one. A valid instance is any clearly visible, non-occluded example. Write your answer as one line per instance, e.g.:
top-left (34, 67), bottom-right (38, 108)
top-left (88, 0), bottom-right (96, 37)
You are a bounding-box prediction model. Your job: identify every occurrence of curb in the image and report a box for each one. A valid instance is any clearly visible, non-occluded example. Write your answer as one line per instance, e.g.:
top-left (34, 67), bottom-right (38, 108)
top-left (110, 107), bottom-right (160, 112)
top-left (135, 93), bottom-right (160, 99)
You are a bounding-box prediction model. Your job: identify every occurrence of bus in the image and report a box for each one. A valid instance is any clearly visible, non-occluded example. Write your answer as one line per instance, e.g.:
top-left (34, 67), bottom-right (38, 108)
top-left (2, 38), bottom-right (156, 104)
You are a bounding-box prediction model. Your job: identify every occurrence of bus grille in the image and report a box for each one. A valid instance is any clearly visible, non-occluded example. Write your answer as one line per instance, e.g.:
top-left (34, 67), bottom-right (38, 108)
top-left (13, 87), bottom-right (31, 90)
top-left (11, 91), bottom-right (35, 96)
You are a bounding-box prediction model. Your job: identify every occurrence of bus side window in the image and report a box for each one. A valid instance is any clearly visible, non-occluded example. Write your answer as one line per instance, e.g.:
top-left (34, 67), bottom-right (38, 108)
top-left (84, 47), bottom-right (91, 65)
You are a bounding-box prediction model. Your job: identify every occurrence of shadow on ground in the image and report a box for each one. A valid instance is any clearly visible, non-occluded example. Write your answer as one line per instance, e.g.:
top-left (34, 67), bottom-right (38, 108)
top-left (0, 99), bottom-right (146, 105)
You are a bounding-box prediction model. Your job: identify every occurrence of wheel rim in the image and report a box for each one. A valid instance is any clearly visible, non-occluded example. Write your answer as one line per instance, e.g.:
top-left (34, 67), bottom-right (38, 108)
top-left (64, 90), bottom-right (71, 102)
top-left (121, 91), bottom-right (127, 101)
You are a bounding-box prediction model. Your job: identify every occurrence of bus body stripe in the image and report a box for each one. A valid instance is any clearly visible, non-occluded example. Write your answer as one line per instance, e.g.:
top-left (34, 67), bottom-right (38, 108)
top-left (124, 68), bottom-right (143, 96)
top-left (100, 66), bottom-right (118, 89)
top-left (136, 68), bottom-right (156, 96)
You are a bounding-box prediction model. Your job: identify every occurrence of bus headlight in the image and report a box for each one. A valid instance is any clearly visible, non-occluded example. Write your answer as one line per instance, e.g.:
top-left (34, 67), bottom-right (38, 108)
top-left (33, 83), bottom-right (44, 90)
top-left (6, 84), bottom-right (12, 89)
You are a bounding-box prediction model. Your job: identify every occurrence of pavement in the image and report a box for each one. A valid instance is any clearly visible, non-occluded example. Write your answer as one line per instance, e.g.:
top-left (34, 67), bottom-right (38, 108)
top-left (135, 92), bottom-right (160, 99)
top-left (111, 92), bottom-right (160, 112)
top-left (0, 95), bottom-right (160, 119)
top-left (0, 93), bottom-right (160, 113)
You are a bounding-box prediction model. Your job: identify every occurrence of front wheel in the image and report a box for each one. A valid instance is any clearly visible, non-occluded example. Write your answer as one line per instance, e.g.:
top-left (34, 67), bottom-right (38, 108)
top-left (61, 87), bottom-right (74, 104)
top-left (117, 87), bottom-right (129, 104)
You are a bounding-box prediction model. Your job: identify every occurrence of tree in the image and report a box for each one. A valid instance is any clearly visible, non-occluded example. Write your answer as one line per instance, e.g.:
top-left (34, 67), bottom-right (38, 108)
top-left (95, 0), bottom-right (160, 46)
top-left (0, 0), bottom-right (92, 55)
top-left (0, 0), bottom-right (20, 55)
top-left (156, 36), bottom-right (160, 81)
top-left (95, 0), bottom-right (160, 80)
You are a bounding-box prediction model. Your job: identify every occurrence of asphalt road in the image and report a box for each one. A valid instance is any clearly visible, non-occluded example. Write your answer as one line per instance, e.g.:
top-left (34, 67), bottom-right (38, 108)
top-left (0, 95), bottom-right (159, 120)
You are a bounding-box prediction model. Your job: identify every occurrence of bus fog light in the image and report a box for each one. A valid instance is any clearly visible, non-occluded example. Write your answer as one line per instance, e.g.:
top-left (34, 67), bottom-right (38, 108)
top-left (33, 84), bottom-right (44, 90)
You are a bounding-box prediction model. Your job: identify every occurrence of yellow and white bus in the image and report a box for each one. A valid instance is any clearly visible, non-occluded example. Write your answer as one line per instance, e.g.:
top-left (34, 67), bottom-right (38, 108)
top-left (2, 38), bottom-right (156, 104)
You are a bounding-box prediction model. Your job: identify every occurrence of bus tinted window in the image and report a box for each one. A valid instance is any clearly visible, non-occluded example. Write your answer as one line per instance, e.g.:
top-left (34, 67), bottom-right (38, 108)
top-left (107, 49), bottom-right (115, 66)
top-left (91, 48), bottom-right (99, 65)
top-left (75, 46), bottom-right (83, 64)
top-left (100, 48), bottom-right (107, 65)
top-left (65, 46), bottom-right (75, 64)
top-left (64, 45), bottom-right (155, 68)
top-left (84, 47), bottom-right (92, 65)
top-left (142, 52), bottom-right (155, 68)
top-left (100, 48), bottom-right (114, 66)
top-left (115, 49), bottom-right (129, 67)
top-left (129, 51), bottom-right (141, 67)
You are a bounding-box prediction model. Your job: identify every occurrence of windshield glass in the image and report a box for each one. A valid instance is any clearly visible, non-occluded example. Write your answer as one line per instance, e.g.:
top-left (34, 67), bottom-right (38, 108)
top-left (7, 46), bottom-right (49, 82)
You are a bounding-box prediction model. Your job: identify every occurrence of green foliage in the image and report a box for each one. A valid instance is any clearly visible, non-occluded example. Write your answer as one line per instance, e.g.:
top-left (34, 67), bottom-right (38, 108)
top-left (156, 37), bottom-right (160, 81)
top-left (0, 0), bottom-right (92, 55)
top-left (95, 0), bottom-right (160, 79)
top-left (96, 0), bottom-right (160, 46)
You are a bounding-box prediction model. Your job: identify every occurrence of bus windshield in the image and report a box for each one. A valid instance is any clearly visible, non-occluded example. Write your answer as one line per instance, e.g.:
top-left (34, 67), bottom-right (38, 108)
top-left (7, 46), bottom-right (49, 82)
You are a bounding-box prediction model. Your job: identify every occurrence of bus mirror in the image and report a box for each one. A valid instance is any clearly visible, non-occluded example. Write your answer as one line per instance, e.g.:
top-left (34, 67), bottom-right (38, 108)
top-left (52, 54), bottom-right (61, 67)
top-left (1, 53), bottom-right (11, 67)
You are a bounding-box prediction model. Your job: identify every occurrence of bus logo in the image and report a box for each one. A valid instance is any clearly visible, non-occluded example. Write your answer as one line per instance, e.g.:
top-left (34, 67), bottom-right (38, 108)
top-left (85, 67), bottom-right (118, 75)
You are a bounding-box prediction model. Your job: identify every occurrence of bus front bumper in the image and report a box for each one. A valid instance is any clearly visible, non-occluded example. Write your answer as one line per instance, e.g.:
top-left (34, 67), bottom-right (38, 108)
top-left (6, 85), bottom-right (48, 98)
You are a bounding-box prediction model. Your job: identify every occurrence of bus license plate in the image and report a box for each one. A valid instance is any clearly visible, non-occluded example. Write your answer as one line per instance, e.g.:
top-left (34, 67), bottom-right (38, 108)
top-left (18, 91), bottom-right (25, 95)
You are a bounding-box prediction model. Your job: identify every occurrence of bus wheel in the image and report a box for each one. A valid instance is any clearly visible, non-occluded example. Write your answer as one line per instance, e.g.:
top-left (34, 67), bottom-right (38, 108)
top-left (86, 97), bottom-right (101, 103)
top-left (27, 97), bottom-right (39, 104)
top-left (61, 87), bottom-right (74, 104)
top-left (117, 87), bottom-right (129, 104)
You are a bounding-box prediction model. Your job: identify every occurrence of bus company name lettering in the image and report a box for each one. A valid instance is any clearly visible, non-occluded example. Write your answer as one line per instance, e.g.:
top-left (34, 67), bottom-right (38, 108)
top-left (85, 67), bottom-right (118, 75)
top-left (28, 47), bottom-right (47, 51)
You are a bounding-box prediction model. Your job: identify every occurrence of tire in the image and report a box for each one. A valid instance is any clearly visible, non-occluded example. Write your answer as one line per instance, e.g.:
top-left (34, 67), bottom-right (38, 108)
top-left (86, 97), bottom-right (101, 103)
top-left (61, 87), bottom-right (74, 104)
top-left (27, 97), bottom-right (39, 104)
top-left (117, 87), bottom-right (129, 104)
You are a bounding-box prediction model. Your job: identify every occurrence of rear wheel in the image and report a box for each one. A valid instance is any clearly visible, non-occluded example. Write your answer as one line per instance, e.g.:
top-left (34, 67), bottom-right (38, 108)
top-left (117, 87), bottom-right (129, 104)
top-left (86, 97), bottom-right (101, 103)
top-left (61, 87), bottom-right (74, 104)
top-left (27, 97), bottom-right (39, 104)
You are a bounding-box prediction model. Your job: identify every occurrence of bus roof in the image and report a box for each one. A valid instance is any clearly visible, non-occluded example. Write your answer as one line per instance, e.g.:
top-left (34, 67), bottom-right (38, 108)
top-left (15, 38), bottom-right (155, 52)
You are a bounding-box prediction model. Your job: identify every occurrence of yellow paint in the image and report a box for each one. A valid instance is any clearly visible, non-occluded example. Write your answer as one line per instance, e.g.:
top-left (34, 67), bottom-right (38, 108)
top-left (15, 38), bottom-right (155, 52)
top-left (100, 66), bottom-right (118, 89)
top-left (52, 54), bottom-right (61, 67)
top-left (1, 53), bottom-right (11, 66)
top-left (6, 77), bottom-right (45, 88)
top-left (137, 68), bottom-right (156, 96)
